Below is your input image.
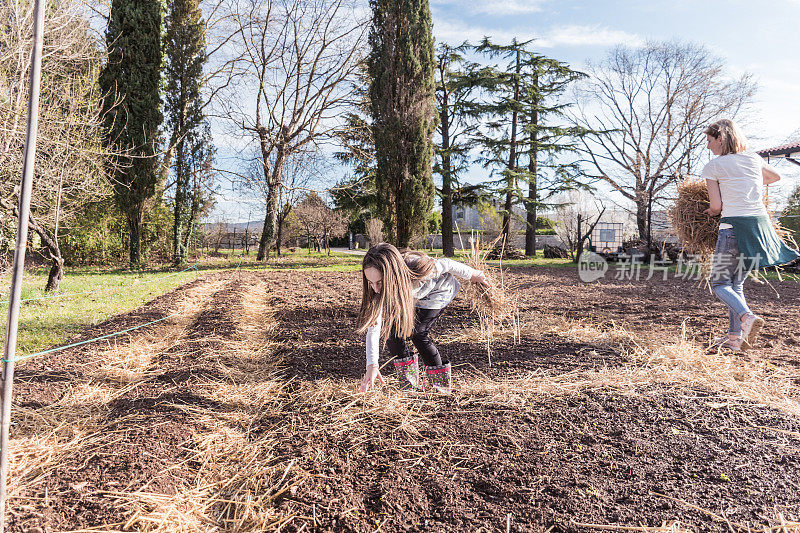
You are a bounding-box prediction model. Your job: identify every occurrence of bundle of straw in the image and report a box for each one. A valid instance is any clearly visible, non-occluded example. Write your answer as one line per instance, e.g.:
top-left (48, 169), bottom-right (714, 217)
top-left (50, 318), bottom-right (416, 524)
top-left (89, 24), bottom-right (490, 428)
top-left (671, 178), bottom-right (799, 256)
top-left (670, 179), bottom-right (718, 255)
top-left (460, 234), bottom-right (521, 366)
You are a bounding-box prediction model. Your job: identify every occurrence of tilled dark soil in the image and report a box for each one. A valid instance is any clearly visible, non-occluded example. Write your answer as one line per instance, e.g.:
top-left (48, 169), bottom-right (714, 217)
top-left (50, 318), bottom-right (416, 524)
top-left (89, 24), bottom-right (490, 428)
top-left (8, 267), bottom-right (800, 532)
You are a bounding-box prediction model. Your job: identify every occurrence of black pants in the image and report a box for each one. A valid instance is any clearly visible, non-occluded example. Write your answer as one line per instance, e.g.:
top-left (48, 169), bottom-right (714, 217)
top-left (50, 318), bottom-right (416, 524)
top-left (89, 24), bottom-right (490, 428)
top-left (386, 307), bottom-right (446, 367)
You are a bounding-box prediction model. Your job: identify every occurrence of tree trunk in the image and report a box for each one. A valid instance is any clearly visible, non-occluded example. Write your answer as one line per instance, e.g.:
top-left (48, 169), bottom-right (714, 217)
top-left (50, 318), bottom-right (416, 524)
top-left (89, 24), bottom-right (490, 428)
top-left (45, 256), bottom-right (64, 292)
top-left (635, 194), bottom-right (647, 240)
top-left (502, 49), bottom-right (521, 250)
top-left (128, 208), bottom-right (142, 267)
top-left (256, 145), bottom-right (286, 261)
top-left (173, 137), bottom-right (186, 265)
top-left (525, 74), bottom-right (538, 257)
top-left (396, 173), bottom-right (411, 247)
top-left (440, 93), bottom-right (454, 257)
top-left (276, 212), bottom-right (284, 257)
top-left (26, 213), bottom-right (64, 292)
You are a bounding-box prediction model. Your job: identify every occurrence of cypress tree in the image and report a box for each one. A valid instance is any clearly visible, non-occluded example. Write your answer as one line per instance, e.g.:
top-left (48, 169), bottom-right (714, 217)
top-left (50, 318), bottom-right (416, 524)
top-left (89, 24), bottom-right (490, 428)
top-left (100, 0), bottom-right (163, 267)
top-left (368, 0), bottom-right (436, 247)
top-left (164, 0), bottom-right (208, 265)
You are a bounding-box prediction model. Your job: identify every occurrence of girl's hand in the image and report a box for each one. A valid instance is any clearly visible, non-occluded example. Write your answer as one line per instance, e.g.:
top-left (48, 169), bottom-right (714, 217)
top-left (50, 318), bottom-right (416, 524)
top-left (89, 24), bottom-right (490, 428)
top-left (471, 271), bottom-right (489, 287)
top-left (703, 206), bottom-right (721, 216)
top-left (360, 364), bottom-right (384, 392)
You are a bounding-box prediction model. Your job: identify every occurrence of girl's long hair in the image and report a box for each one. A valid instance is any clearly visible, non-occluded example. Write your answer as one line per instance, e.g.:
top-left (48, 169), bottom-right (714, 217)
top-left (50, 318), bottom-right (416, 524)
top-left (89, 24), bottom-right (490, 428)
top-left (705, 119), bottom-right (747, 156)
top-left (356, 244), bottom-right (436, 340)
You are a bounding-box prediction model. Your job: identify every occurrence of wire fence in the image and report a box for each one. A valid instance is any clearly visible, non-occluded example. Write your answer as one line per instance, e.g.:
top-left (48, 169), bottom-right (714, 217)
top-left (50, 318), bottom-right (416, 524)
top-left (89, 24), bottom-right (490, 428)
top-left (0, 264), bottom-right (199, 307)
top-left (2, 257), bottom-right (245, 364)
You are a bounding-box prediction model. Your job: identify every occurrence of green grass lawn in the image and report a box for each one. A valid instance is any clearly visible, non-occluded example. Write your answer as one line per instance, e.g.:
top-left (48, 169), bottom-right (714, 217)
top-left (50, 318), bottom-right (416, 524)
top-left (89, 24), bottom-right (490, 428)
top-left (0, 266), bottom-right (205, 360)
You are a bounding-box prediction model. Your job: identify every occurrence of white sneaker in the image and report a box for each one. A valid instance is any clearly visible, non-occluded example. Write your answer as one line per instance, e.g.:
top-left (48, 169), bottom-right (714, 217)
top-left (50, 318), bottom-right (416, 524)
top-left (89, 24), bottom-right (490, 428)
top-left (740, 314), bottom-right (764, 348)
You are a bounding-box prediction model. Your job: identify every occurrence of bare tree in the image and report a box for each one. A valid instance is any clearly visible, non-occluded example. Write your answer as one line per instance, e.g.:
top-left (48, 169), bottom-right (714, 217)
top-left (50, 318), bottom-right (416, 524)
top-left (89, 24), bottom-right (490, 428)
top-left (319, 207), bottom-right (348, 255)
top-left (233, 148), bottom-right (330, 256)
top-left (573, 41), bottom-right (756, 239)
top-left (293, 194), bottom-right (325, 253)
top-left (215, 0), bottom-right (366, 261)
top-left (1, 0), bottom-right (110, 290)
top-left (554, 190), bottom-right (605, 262)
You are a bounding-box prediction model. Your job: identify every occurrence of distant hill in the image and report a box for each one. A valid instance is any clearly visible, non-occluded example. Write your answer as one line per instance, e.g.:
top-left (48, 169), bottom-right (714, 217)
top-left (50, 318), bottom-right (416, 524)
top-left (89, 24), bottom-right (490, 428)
top-left (201, 221), bottom-right (261, 232)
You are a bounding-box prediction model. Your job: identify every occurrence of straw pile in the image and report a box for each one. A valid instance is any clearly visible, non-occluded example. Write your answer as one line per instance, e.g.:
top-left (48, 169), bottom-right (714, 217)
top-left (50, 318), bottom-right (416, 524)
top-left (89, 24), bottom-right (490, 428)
top-left (461, 235), bottom-right (521, 366)
top-left (670, 179), bottom-right (718, 255)
top-left (671, 178), bottom-right (799, 257)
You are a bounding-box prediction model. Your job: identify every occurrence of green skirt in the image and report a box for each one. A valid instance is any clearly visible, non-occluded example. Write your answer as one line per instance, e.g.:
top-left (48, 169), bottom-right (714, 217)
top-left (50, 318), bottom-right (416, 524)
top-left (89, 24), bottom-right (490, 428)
top-left (720, 215), bottom-right (800, 269)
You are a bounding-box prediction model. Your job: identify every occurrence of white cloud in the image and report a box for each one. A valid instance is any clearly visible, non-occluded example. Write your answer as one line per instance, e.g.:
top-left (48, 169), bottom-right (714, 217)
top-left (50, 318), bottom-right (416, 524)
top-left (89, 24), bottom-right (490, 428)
top-left (537, 25), bottom-right (644, 48)
top-left (433, 19), bottom-right (528, 45)
top-left (431, 0), bottom-right (548, 16)
top-left (433, 19), bottom-right (643, 49)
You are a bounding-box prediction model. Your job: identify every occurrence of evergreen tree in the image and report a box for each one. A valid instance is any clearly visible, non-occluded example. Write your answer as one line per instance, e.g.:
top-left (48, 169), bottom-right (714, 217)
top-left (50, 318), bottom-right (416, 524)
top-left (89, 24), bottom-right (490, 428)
top-left (368, 0), bottom-right (436, 246)
top-left (434, 43), bottom-right (481, 256)
top-left (333, 69), bottom-right (380, 227)
top-left (518, 56), bottom-right (586, 256)
top-left (164, 0), bottom-right (210, 265)
top-left (780, 184), bottom-right (800, 246)
top-left (471, 38), bottom-right (527, 249)
top-left (100, 0), bottom-right (163, 267)
top-left (472, 39), bottom-right (585, 255)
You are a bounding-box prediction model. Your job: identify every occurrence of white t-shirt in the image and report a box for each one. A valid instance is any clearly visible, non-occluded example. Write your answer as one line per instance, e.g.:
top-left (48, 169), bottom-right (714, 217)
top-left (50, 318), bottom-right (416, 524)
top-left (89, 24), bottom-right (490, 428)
top-left (700, 152), bottom-right (775, 219)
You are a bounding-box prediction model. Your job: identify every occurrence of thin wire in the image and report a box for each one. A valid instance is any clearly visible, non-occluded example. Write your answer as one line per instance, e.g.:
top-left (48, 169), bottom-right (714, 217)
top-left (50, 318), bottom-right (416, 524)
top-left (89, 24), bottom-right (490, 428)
top-left (2, 311), bottom-right (183, 363)
top-left (2, 254), bottom-right (247, 364)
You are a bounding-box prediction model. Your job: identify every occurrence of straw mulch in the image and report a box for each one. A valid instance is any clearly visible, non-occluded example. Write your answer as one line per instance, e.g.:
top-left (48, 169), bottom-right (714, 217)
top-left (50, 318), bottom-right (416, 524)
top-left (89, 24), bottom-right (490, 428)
top-left (670, 179), bottom-right (718, 255)
top-left (460, 236), bottom-right (521, 366)
top-left (484, 238), bottom-right (527, 260)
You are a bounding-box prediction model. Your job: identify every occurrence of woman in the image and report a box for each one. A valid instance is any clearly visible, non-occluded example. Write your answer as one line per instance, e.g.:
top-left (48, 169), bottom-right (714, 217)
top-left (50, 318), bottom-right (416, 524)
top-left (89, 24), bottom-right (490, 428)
top-left (701, 119), bottom-right (799, 351)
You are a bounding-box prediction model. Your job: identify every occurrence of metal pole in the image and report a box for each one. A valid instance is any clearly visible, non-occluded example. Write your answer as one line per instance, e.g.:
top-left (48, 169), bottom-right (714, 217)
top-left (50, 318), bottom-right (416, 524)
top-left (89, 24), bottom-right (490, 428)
top-left (1, 0), bottom-right (46, 529)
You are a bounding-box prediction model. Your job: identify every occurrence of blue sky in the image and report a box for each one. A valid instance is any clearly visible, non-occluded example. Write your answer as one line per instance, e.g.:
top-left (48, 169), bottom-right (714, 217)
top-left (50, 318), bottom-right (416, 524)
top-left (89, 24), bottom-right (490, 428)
top-left (430, 0), bottom-right (800, 145)
top-left (211, 0), bottom-right (800, 221)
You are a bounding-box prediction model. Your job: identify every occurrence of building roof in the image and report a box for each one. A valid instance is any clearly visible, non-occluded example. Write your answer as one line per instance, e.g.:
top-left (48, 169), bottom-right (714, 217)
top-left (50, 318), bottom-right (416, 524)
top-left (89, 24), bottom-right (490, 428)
top-left (756, 141), bottom-right (800, 159)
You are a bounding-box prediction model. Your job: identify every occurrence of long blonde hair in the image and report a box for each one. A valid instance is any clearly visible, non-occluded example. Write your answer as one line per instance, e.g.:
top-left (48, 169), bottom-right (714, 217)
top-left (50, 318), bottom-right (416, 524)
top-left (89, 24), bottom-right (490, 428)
top-left (705, 119), bottom-right (747, 156)
top-left (356, 244), bottom-right (436, 340)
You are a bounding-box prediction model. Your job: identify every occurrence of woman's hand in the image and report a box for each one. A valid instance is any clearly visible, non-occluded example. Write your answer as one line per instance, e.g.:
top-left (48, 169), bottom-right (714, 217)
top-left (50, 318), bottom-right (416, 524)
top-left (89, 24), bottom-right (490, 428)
top-left (703, 206), bottom-right (722, 216)
top-left (471, 271), bottom-right (490, 287)
top-left (359, 364), bottom-right (384, 392)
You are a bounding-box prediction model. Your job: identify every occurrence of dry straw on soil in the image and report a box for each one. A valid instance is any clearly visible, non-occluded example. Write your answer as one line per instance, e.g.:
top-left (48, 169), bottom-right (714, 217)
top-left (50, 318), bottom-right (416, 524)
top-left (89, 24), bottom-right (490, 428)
top-left (460, 235), bottom-right (521, 366)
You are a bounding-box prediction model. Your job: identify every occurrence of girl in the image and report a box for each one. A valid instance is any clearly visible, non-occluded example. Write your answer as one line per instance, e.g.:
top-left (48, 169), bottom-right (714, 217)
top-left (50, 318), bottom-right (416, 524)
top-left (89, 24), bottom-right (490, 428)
top-left (356, 243), bottom-right (488, 392)
top-left (701, 119), bottom-right (799, 351)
